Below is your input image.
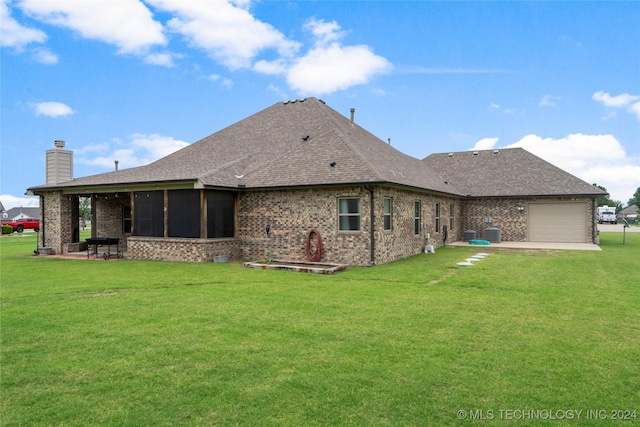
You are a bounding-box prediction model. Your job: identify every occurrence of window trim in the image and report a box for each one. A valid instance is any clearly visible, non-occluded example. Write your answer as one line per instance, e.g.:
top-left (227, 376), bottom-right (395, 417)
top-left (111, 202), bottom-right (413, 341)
top-left (449, 204), bottom-right (455, 230)
top-left (435, 203), bottom-right (441, 233)
top-left (414, 200), bottom-right (421, 236)
top-left (338, 197), bottom-right (361, 232)
top-left (383, 197), bottom-right (393, 231)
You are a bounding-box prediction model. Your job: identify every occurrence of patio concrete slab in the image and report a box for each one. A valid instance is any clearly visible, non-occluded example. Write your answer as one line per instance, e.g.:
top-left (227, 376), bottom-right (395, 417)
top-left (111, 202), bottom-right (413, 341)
top-left (446, 241), bottom-right (602, 251)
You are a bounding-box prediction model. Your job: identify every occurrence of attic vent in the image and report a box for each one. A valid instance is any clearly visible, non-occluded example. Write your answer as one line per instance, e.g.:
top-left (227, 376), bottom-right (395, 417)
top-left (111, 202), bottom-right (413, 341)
top-left (493, 149), bottom-right (500, 155)
top-left (448, 153), bottom-right (454, 158)
top-left (473, 151), bottom-right (479, 156)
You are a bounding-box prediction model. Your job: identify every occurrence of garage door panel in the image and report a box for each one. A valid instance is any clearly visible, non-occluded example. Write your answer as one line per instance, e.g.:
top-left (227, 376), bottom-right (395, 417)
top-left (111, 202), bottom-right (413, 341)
top-left (528, 203), bottom-right (587, 243)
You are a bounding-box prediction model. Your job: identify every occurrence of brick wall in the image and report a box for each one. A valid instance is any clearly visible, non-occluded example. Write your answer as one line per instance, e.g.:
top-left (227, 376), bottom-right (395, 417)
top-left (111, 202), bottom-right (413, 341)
top-left (374, 187), bottom-right (460, 264)
top-left (237, 186), bottom-right (458, 266)
top-left (461, 196), bottom-right (597, 242)
top-left (93, 196), bottom-right (129, 250)
top-left (37, 188), bottom-right (597, 264)
top-left (38, 191), bottom-right (76, 254)
top-left (237, 186), bottom-right (372, 265)
top-left (127, 237), bottom-right (239, 262)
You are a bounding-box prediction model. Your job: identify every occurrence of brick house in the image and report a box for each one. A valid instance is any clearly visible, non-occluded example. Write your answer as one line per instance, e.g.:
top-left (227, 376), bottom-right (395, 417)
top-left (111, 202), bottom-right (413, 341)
top-left (28, 98), bottom-right (604, 265)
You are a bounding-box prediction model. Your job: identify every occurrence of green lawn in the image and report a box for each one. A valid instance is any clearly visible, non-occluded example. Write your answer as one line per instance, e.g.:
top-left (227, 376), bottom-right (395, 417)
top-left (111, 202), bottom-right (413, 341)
top-left (1, 232), bottom-right (638, 426)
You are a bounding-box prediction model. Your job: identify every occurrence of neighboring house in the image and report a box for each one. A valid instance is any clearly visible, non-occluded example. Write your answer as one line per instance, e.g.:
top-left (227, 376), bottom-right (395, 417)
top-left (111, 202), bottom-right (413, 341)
top-left (27, 98), bottom-right (605, 265)
top-left (2, 207), bottom-right (40, 221)
top-left (618, 205), bottom-right (639, 223)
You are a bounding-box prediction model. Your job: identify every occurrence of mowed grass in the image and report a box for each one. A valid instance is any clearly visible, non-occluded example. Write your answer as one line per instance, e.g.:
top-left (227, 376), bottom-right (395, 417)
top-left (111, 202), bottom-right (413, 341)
top-left (1, 232), bottom-right (638, 426)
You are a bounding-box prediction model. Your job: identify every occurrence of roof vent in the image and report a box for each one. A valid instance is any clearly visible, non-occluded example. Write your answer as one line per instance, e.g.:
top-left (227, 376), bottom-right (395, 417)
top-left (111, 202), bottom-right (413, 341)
top-left (473, 151), bottom-right (479, 156)
top-left (330, 162), bottom-right (336, 167)
top-left (493, 149), bottom-right (500, 155)
top-left (301, 135), bottom-right (310, 141)
top-left (448, 153), bottom-right (454, 158)
top-left (350, 108), bottom-right (355, 123)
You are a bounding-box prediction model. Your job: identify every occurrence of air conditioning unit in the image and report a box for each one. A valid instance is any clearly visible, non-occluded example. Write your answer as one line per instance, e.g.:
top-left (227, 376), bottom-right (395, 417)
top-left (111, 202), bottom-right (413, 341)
top-left (484, 227), bottom-right (501, 243)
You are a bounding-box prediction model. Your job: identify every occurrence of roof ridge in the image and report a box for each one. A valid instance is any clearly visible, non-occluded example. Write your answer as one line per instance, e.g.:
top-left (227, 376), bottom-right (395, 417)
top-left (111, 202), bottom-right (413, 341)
top-left (200, 155), bottom-right (253, 180)
top-left (314, 101), bottom-right (387, 182)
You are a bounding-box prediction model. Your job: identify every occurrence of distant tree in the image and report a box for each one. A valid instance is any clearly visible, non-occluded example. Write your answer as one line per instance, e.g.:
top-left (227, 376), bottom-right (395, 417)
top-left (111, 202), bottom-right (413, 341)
top-left (628, 187), bottom-right (640, 208)
top-left (79, 197), bottom-right (91, 221)
top-left (615, 201), bottom-right (624, 212)
top-left (592, 183), bottom-right (616, 207)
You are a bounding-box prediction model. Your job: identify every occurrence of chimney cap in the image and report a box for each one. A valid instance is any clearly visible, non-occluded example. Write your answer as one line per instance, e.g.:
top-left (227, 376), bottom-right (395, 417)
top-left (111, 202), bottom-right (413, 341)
top-left (54, 140), bottom-right (65, 149)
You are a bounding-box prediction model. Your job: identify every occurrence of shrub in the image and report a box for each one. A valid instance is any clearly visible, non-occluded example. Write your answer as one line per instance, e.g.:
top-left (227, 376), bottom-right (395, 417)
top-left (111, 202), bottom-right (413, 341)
top-left (2, 225), bottom-right (14, 234)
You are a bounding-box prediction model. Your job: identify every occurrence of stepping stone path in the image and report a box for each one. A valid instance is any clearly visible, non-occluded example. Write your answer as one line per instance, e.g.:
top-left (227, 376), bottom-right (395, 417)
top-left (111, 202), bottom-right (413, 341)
top-left (456, 253), bottom-right (490, 267)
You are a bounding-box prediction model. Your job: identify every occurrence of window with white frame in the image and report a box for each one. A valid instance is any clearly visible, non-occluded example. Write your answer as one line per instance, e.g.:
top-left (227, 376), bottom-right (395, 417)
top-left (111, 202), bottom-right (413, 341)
top-left (383, 197), bottom-right (392, 231)
top-left (435, 203), bottom-right (440, 233)
top-left (414, 200), bottom-right (421, 235)
top-left (449, 204), bottom-right (455, 230)
top-left (338, 198), bottom-right (361, 231)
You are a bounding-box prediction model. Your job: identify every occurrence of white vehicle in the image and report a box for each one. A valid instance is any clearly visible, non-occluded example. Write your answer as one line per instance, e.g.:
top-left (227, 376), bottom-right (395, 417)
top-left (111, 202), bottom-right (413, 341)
top-left (597, 206), bottom-right (617, 224)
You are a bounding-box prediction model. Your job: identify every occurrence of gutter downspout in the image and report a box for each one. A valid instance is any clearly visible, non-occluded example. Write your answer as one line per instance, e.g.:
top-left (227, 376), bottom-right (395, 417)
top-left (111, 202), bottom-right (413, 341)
top-left (366, 185), bottom-right (374, 265)
top-left (40, 194), bottom-right (45, 248)
top-left (592, 196), bottom-right (597, 244)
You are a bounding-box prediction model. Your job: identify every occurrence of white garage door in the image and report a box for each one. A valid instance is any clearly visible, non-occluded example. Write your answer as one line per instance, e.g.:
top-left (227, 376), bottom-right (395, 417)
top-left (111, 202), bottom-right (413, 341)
top-left (528, 202), bottom-right (588, 243)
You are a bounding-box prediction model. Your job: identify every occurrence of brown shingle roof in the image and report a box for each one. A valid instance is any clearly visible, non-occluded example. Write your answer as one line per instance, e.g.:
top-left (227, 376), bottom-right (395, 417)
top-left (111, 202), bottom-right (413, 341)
top-left (29, 98), bottom-right (462, 195)
top-left (29, 99), bottom-right (603, 200)
top-left (422, 148), bottom-right (606, 197)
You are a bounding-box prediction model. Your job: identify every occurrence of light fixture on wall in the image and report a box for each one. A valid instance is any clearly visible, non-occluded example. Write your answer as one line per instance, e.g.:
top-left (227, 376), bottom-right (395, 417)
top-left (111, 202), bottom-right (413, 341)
top-left (517, 206), bottom-right (525, 212)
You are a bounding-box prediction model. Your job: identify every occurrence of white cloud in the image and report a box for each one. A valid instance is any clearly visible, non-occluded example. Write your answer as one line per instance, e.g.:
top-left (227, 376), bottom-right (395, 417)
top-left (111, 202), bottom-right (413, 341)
top-left (539, 94), bottom-right (560, 107)
top-left (470, 137), bottom-right (499, 150)
top-left (206, 74), bottom-right (233, 88)
top-left (76, 133), bottom-right (189, 170)
top-left (630, 101), bottom-right (640, 120)
top-left (75, 142), bottom-right (111, 155)
top-left (0, 194), bottom-right (39, 210)
top-left (7, 1), bottom-right (390, 94)
top-left (33, 101), bottom-right (74, 117)
top-left (19, 0), bottom-right (165, 54)
top-left (130, 133), bottom-right (190, 161)
top-left (304, 18), bottom-right (345, 46)
top-left (253, 59), bottom-right (288, 75)
top-left (593, 91), bottom-right (640, 121)
top-left (472, 133), bottom-right (640, 203)
top-left (31, 47), bottom-right (58, 64)
top-left (150, 0), bottom-right (300, 69)
top-left (592, 91), bottom-right (639, 108)
top-left (144, 52), bottom-right (175, 67)
top-left (286, 43), bottom-right (391, 95)
top-left (285, 18), bottom-right (391, 95)
top-left (0, 0), bottom-right (46, 49)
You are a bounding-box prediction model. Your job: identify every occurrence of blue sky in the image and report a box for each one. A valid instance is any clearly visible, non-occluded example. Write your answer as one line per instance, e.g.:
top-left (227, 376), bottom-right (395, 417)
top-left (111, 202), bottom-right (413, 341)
top-left (2, 0), bottom-right (639, 210)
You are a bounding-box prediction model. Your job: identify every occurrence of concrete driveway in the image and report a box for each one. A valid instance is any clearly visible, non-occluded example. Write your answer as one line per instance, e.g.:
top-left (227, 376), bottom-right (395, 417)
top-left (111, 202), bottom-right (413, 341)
top-left (598, 224), bottom-right (640, 232)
